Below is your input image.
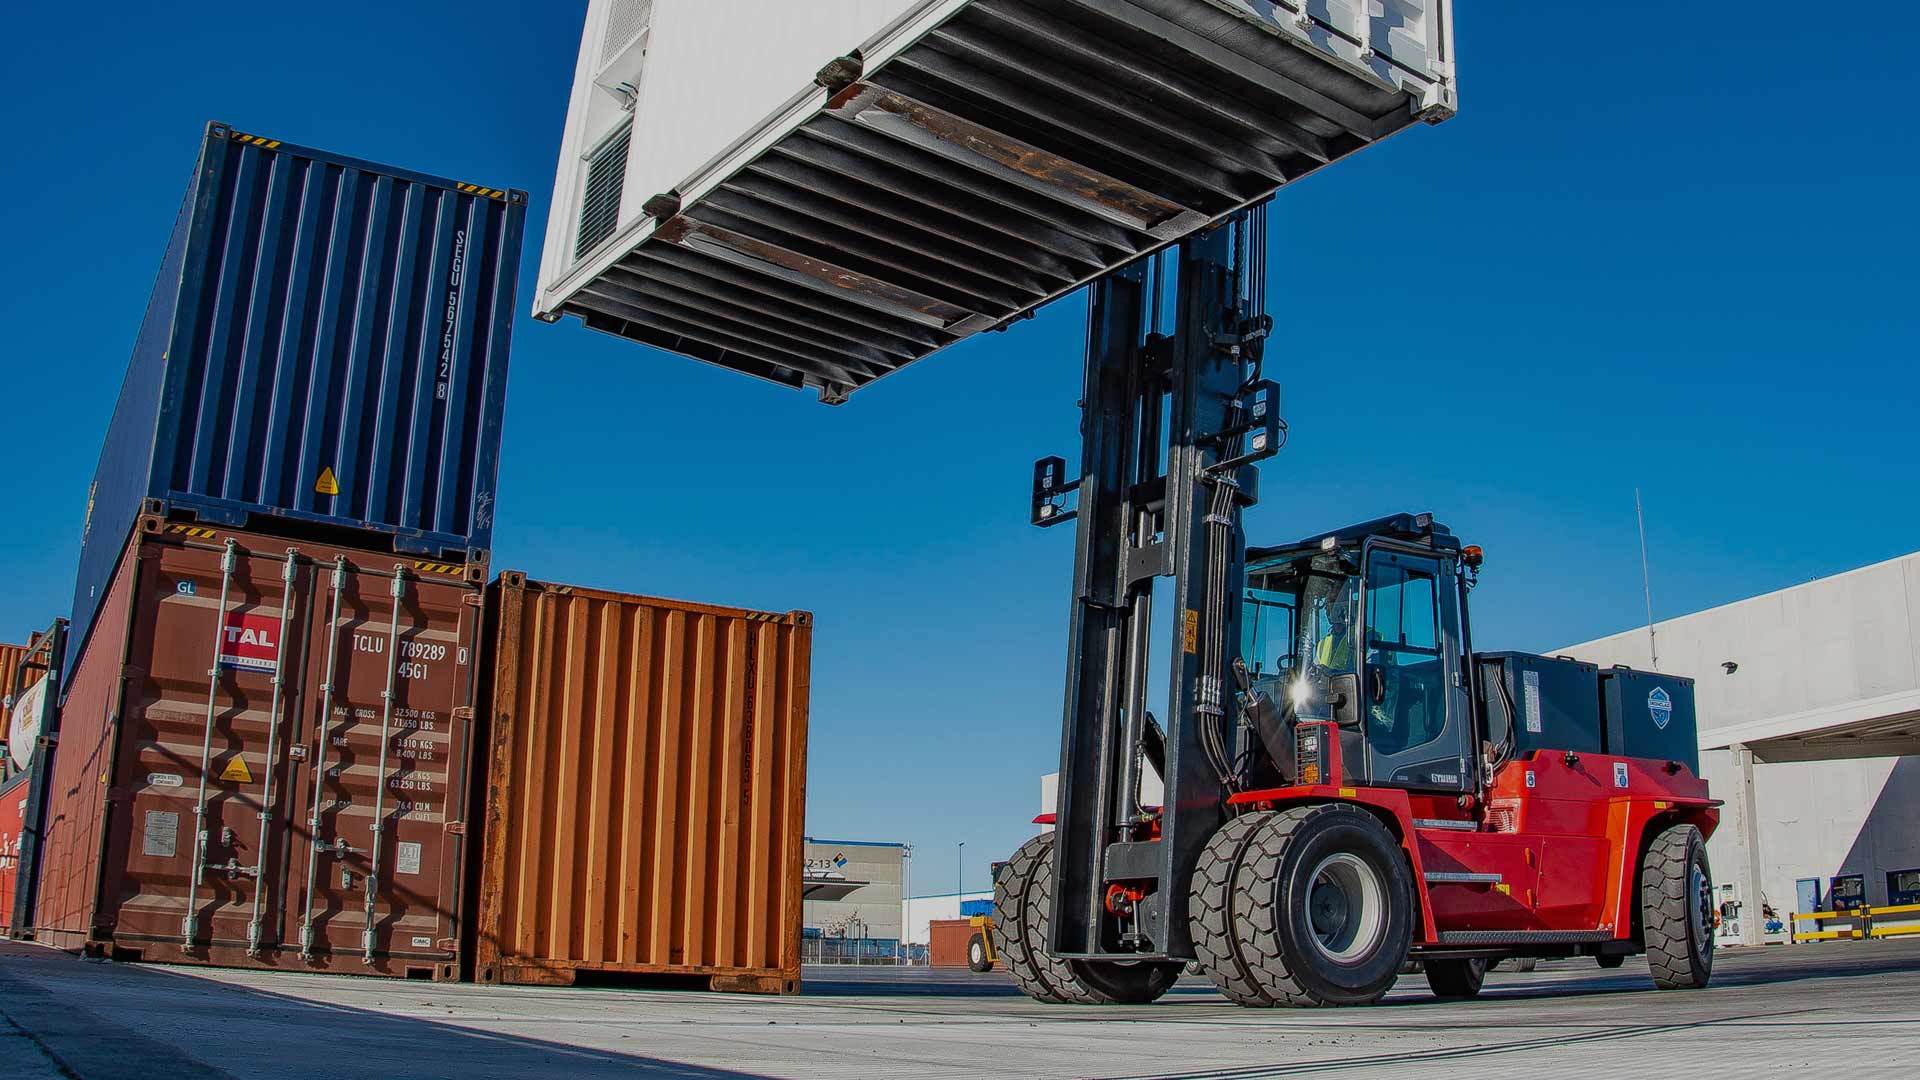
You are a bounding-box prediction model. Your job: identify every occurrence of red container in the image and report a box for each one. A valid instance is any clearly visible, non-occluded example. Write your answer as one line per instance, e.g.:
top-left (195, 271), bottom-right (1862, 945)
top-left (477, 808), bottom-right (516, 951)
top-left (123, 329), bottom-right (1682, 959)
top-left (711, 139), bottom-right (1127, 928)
top-left (31, 515), bottom-right (484, 979)
top-left (0, 767), bottom-right (27, 930)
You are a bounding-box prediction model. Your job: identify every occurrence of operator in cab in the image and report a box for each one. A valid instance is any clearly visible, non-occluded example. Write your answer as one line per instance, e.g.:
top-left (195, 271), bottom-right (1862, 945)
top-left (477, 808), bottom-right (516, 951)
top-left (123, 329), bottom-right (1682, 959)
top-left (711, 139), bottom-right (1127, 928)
top-left (1310, 586), bottom-right (1397, 740)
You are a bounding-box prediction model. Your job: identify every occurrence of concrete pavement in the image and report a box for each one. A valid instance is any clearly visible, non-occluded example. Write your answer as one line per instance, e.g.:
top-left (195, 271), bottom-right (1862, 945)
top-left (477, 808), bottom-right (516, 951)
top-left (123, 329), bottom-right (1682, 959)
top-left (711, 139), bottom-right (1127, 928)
top-left (2, 939), bottom-right (1915, 1078)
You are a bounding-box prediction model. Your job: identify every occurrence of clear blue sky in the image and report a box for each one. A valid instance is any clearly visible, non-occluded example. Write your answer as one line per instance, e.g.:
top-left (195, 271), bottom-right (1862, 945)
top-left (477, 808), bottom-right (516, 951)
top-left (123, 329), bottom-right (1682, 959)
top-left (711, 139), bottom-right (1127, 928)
top-left (1, 3), bottom-right (1913, 897)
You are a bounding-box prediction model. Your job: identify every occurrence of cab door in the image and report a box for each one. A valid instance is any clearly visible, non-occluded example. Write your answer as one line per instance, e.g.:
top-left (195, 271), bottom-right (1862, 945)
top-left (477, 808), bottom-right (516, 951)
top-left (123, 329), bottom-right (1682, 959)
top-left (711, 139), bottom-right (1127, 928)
top-left (1359, 546), bottom-right (1472, 792)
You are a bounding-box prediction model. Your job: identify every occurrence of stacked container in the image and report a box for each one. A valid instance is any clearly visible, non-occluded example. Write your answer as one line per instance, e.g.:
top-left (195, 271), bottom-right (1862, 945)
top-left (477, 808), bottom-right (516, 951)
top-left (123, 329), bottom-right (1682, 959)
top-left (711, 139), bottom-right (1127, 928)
top-left (473, 575), bottom-right (811, 993)
top-left (25, 123), bottom-right (526, 981)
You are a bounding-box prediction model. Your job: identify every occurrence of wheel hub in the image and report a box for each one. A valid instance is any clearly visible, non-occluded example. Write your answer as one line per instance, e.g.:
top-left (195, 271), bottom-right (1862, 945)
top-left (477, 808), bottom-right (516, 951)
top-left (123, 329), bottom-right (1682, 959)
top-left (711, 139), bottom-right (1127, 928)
top-left (1690, 862), bottom-right (1715, 956)
top-left (1305, 853), bottom-right (1386, 963)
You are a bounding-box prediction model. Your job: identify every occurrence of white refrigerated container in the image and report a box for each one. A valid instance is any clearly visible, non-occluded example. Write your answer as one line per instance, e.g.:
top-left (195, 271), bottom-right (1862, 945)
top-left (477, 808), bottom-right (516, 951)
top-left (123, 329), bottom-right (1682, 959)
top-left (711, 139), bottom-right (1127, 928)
top-left (537, 0), bottom-right (1457, 400)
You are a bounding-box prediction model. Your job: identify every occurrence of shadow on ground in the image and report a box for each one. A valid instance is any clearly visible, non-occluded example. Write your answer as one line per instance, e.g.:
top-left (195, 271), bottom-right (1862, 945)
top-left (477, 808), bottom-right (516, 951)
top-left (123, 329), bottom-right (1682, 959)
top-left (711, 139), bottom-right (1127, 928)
top-left (0, 943), bottom-right (765, 1080)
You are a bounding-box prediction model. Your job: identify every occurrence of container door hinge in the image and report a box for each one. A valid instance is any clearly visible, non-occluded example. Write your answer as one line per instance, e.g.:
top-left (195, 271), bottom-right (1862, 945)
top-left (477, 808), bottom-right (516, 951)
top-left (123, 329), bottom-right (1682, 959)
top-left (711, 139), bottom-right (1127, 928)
top-left (462, 593), bottom-right (485, 608)
top-left (451, 706), bottom-right (475, 721)
top-left (435, 938), bottom-right (458, 952)
top-left (444, 821), bottom-right (466, 836)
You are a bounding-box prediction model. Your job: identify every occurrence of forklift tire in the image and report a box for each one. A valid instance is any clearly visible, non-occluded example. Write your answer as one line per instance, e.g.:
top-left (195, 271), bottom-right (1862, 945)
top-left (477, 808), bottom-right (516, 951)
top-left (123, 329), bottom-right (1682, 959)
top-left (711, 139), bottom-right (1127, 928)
top-left (1189, 811), bottom-right (1278, 1006)
top-left (967, 933), bottom-right (992, 973)
top-left (993, 834), bottom-right (1179, 1005)
top-left (1642, 824), bottom-right (1715, 990)
top-left (1231, 804), bottom-right (1414, 1007)
top-left (1596, 953), bottom-right (1626, 969)
top-left (1423, 958), bottom-right (1487, 999)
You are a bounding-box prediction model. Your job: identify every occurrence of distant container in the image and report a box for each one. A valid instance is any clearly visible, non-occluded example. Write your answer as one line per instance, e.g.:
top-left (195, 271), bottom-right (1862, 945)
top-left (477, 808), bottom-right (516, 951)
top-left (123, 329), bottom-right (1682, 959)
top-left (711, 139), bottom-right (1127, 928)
top-left (927, 918), bottom-right (975, 969)
top-left (3, 631), bottom-right (63, 936)
top-left (31, 515), bottom-right (484, 979)
top-left (1475, 653), bottom-right (1604, 757)
top-left (1600, 667), bottom-right (1699, 774)
top-left (537, 0), bottom-right (1456, 400)
top-left (70, 122), bottom-right (526, 676)
top-left (958, 898), bottom-right (993, 919)
top-left (473, 574), bottom-right (811, 993)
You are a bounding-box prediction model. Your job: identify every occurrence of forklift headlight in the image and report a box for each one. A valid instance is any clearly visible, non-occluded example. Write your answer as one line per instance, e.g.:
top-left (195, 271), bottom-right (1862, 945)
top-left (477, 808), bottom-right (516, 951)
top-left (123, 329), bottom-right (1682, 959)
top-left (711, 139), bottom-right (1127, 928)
top-left (1289, 678), bottom-right (1313, 711)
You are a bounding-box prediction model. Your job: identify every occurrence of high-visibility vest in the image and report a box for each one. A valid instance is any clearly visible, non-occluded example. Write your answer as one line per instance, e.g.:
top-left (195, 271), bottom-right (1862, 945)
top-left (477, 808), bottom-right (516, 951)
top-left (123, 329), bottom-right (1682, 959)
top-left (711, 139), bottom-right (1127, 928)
top-left (1316, 631), bottom-right (1354, 670)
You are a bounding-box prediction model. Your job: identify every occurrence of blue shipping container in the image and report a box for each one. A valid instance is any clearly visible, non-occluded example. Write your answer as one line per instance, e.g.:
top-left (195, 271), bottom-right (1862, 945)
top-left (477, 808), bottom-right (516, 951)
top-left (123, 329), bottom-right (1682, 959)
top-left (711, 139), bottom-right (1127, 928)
top-left (69, 122), bottom-right (526, 671)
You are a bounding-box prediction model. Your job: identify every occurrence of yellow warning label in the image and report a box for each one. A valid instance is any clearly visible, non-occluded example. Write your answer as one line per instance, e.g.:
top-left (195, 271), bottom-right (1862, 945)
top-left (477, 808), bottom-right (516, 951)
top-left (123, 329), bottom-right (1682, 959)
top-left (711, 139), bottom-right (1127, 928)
top-left (1181, 609), bottom-right (1199, 655)
top-left (1495, 883), bottom-right (1512, 896)
top-left (219, 758), bottom-right (253, 784)
top-left (315, 467), bottom-right (341, 496)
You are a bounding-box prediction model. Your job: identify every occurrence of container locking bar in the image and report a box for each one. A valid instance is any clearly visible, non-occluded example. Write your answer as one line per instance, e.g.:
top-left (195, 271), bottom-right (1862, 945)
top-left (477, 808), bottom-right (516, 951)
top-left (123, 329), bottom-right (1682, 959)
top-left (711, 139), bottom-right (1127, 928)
top-left (183, 538), bottom-right (239, 944)
top-left (245, 549), bottom-right (300, 955)
top-left (300, 557), bottom-right (348, 957)
top-left (362, 565), bottom-right (406, 964)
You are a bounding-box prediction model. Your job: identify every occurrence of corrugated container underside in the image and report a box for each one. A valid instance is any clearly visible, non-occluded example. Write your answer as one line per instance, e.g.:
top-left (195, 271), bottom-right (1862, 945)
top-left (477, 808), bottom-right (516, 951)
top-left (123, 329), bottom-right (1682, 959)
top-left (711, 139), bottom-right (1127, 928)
top-left (477, 578), bottom-right (810, 990)
top-left (549, 0), bottom-right (1453, 400)
top-left (71, 122), bottom-right (525, 677)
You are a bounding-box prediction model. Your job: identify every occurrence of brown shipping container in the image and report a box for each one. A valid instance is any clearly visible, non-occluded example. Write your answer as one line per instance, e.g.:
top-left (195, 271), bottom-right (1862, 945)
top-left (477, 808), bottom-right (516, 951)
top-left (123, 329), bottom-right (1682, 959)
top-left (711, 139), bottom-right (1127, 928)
top-left (0, 640), bottom-right (32, 716)
top-left (474, 575), bottom-right (811, 994)
top-left (31, 515), bottom-right (484, 979)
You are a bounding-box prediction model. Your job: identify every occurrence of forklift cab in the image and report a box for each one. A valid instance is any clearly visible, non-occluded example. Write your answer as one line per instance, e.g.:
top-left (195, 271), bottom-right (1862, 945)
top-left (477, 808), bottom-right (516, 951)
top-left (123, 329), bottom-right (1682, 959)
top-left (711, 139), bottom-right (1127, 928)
top-left (1242, 513), bottom-right (1477, 794)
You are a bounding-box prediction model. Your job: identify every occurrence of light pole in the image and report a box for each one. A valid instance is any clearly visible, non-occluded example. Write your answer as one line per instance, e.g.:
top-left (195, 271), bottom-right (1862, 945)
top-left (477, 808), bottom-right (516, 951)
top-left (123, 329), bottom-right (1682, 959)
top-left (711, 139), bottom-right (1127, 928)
top-left (957, 841), bottom-right (965, 904)
top-left (901, 843), bottom-right (913, 966)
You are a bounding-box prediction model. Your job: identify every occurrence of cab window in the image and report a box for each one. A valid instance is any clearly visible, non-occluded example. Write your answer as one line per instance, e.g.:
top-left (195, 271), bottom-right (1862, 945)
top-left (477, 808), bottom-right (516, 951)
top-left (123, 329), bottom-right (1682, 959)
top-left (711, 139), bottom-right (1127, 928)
top-left (1364, 561), bottom-right (1446, 753)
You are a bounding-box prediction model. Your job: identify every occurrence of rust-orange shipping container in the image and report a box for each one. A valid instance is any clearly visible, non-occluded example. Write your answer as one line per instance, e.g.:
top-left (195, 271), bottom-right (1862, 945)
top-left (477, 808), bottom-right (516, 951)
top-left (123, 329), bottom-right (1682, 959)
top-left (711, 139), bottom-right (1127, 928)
top-left (474, 574), bottom-right (811, 994)
top-left (927, 919), bottom-right (977, 969)
top-left (30, 515), bottom-right (485, 979)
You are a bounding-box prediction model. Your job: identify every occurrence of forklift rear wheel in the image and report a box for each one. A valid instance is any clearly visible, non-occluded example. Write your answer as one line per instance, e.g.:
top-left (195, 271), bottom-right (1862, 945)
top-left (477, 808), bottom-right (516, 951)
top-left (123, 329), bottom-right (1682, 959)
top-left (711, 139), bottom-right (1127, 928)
top-left (1423, 957), bottom-right (1487, 999)
top-left (994, 833), bottom-right (1180, 1005)
top-left (1595, 953), bottom-right (1626, 969)
top-left (1231, 805), bottom-right (1414, 1006)
top-left (1642, 823), bottom-right (1715, 990)
top-left (967, 934), bottom-right (992, 973)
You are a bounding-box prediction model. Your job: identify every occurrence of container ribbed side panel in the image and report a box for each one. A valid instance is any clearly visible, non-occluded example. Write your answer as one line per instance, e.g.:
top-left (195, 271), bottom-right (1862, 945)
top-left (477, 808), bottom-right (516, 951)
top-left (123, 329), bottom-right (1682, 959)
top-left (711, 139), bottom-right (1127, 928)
top-left (477, 577), bottom-right (810, 992)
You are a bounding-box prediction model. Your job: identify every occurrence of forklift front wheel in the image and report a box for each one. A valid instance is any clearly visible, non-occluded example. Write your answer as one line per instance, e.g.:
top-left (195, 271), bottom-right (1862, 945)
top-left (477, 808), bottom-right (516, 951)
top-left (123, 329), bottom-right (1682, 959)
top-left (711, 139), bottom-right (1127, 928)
top-left (1231, 804), bottom-right (1414, 1006)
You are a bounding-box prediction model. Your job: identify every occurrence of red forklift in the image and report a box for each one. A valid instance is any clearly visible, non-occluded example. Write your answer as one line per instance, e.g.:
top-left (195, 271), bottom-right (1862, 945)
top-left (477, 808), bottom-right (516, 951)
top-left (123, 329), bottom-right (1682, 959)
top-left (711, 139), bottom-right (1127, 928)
top-left (1000, 207), bottom-right (1719, 1006)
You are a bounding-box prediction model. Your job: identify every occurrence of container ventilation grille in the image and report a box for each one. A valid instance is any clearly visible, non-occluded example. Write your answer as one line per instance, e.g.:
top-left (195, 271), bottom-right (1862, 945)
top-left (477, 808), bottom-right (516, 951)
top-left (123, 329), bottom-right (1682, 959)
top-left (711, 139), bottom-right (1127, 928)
top-left (576, 122), bottom-right (632, 260)
top-left (599, 0), bottom-right (654, 70)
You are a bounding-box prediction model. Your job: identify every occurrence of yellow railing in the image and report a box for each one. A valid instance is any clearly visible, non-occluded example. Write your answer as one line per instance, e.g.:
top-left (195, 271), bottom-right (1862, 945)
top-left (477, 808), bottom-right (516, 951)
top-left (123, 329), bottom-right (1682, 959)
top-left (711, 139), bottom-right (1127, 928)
top-left (1868, 902), bottom-right (1920, 939)
top-left (1790, 903), bottom-right (1920, 942)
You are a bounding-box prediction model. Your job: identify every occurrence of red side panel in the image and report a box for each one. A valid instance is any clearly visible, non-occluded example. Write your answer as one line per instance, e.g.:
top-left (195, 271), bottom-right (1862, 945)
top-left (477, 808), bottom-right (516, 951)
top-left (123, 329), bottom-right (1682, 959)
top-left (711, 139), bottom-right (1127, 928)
top-left (1229, 752), bottom-right (1719, 944)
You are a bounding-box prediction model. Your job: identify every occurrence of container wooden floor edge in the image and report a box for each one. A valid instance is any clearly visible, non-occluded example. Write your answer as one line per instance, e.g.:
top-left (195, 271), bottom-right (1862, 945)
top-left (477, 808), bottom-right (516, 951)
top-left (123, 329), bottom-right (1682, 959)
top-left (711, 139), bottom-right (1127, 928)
top-left (490, 960), bottom-right (801, 995)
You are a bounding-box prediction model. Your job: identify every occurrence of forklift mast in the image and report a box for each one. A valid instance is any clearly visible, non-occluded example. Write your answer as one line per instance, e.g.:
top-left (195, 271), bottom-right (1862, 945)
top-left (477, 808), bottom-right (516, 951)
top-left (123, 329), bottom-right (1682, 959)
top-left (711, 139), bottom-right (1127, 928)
top-left (1032, 208), bottom-right (1277, 961)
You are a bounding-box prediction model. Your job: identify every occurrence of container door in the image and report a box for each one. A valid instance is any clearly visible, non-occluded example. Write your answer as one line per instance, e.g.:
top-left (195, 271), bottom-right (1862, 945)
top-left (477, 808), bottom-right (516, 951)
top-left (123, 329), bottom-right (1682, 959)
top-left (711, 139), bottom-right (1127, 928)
top-left (107, 536), bottom-right (310, 954)
top-left (283, 562), bottom-right (475, 974)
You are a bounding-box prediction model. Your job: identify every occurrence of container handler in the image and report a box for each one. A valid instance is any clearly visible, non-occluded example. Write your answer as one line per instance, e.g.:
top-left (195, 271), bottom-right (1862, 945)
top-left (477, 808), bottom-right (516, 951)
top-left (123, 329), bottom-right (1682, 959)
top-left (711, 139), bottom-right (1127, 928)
top-left (1000, 208), bottom-right (1720, 1006)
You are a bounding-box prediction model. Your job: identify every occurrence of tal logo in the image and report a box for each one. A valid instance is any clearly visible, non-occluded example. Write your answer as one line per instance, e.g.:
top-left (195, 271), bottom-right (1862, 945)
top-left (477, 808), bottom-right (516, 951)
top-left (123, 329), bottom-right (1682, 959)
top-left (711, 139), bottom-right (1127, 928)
top-left (220, 612), bottom-right (282, 673)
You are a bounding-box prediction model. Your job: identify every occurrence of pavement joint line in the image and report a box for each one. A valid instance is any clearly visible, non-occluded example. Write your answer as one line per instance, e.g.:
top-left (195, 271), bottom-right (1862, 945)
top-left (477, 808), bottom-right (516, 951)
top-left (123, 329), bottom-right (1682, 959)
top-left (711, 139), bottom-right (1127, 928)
top-left (0, 1013), bottom-right (83, 1080)
top-left (1090, 1008), bottom-right (1827, 1080)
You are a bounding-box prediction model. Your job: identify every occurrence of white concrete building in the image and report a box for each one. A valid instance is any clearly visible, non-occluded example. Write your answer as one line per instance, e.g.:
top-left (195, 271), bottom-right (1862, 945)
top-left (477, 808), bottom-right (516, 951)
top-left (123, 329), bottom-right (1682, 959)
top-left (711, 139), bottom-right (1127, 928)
top-left (1558, 551), bottom-right (1920, 941)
